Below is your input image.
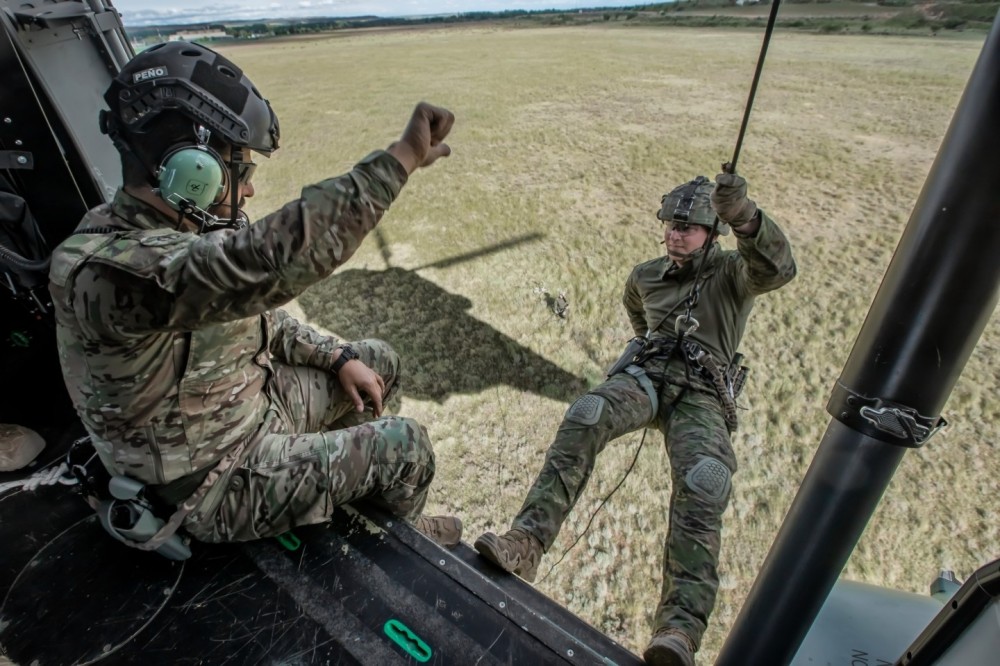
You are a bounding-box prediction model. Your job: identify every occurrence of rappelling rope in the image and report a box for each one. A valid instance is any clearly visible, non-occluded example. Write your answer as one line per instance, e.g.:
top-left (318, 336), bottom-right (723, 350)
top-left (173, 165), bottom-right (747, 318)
top-left (683, 0), bottom-right (783, 321)
top-left (0, 460), bottom-right (78, 496)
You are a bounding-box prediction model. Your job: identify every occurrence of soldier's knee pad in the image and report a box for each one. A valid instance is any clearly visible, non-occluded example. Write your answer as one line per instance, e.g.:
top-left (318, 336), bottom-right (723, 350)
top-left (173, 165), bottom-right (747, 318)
top-left (684, 456), bottom-right (732, 503)
top-left (565, 393), bottom-right (607, 426)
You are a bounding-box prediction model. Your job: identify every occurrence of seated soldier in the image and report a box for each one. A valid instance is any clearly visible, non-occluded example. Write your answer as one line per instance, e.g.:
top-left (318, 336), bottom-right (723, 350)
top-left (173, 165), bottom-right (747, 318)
top-left (48, 42), bottom-right (461, 548)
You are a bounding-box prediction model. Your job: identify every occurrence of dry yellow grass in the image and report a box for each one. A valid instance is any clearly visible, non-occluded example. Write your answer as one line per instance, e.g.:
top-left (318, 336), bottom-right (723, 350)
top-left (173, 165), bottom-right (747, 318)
top-left (219, 26), bottom-right (994, 662)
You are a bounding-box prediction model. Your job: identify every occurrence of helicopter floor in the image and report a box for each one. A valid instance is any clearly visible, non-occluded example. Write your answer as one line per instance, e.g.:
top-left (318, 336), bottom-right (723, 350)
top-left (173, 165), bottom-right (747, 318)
top-left (0, 479), bottom-right (642, 665)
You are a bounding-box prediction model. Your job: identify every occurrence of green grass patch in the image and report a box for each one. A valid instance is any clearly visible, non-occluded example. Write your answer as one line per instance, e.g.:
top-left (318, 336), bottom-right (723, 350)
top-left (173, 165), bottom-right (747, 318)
top-left (218, 27), bottom-right (994, 661)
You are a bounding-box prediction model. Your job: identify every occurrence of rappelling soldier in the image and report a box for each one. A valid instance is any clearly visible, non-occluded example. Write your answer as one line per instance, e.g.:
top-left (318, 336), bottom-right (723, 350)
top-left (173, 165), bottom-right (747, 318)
top-left (48, 42), bottom-right (462, 550)
top-left (476, 173), bottom-right (797, 665)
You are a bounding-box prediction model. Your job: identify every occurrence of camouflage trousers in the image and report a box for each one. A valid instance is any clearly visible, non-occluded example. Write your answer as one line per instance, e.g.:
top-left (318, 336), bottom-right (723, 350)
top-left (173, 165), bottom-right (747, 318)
top-left (185, 338), bottom-right (435, 543)
top-left (512, 367), bottom-right (737, 649)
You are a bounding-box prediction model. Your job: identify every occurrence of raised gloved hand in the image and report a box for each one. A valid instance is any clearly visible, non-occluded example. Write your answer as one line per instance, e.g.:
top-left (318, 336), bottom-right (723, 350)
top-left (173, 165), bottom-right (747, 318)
top-left (711, 173), bottom-right (758, 229)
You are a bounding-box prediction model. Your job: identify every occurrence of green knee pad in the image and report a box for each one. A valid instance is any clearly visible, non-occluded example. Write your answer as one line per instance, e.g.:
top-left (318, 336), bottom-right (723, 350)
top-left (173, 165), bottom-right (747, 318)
top-left (566, 394), bottom-right (606, 426)
top-left (685, 456), bottom-right (732, 503)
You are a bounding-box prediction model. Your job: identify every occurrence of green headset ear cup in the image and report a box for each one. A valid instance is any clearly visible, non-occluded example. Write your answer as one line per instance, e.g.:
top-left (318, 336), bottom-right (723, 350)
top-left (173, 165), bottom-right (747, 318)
top-left (157, 147), bottom-right (227, 211)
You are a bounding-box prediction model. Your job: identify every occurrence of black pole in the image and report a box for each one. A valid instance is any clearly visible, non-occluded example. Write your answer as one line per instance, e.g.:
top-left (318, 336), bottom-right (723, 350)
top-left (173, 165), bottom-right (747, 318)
top-left (717, 14), bottom-right (1000, 666)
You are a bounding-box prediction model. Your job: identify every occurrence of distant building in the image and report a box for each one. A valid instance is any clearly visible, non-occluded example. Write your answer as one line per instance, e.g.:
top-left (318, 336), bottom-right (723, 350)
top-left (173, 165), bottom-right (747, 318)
top-left (168, 28), bottom-right (227, 42)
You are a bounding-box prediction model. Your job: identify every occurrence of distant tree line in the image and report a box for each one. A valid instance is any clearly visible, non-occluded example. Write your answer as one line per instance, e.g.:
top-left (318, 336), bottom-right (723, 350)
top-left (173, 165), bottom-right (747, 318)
top-left (125, 0), bottom-right (996, 44)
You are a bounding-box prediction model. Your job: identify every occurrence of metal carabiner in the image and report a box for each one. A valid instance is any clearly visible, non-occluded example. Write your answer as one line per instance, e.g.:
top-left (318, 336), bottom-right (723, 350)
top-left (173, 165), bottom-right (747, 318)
top-left (675, 314), bottom-right (699, 336)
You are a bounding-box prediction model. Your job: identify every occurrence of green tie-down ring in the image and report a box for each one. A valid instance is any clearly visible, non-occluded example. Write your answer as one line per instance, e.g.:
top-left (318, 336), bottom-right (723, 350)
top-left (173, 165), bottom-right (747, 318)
top-left (384, 618), bottom-right (432, 662)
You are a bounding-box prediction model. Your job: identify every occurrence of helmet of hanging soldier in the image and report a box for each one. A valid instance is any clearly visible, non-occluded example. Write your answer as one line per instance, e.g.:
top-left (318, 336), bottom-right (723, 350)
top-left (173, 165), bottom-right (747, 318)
top-left (657, 175), bottom-right (730, 236)
top-left (100, 41), bottom-right (280, 193)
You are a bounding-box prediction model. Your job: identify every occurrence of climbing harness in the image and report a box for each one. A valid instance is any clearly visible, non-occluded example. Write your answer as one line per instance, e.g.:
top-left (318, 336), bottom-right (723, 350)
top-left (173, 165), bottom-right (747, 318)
top-left (679, 339), bottom-right (746, 433)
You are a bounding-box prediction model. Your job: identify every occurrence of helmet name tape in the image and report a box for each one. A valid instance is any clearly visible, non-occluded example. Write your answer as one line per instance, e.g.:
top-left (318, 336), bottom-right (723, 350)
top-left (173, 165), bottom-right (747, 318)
top-left (132, 67), bottom-right (168, 84)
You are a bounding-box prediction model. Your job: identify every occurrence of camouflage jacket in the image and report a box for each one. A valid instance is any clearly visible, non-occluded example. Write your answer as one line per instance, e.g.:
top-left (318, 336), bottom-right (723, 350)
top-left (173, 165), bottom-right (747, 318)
top-left (49, 151), bottom-right (407, 485)
top-left (623, 211), bottom-right (796, 388)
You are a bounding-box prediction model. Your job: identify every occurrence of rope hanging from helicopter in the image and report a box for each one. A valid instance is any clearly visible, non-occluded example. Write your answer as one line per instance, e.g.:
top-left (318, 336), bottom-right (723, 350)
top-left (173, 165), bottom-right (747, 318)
top-left (681, 0), bottom-right (782, 327)
top-left (539, 0), bottom-right (785, 581)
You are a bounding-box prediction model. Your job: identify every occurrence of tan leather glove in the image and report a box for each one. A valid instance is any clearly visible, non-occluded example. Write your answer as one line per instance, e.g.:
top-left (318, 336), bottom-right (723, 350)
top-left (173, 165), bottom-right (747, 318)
top-left (711, 173), bottom-right (758, 229)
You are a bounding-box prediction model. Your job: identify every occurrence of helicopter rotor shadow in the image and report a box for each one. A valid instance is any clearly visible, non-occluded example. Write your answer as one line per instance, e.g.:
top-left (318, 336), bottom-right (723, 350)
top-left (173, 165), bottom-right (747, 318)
top-left (299, 234), bottom-right (588, 404)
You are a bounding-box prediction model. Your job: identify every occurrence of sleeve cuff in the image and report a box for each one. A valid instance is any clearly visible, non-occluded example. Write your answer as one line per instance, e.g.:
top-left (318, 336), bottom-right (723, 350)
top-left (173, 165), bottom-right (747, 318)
top-left (733, 210), bottom-right (764, 239)
top-left (357, 149), bottom-right (409, 199)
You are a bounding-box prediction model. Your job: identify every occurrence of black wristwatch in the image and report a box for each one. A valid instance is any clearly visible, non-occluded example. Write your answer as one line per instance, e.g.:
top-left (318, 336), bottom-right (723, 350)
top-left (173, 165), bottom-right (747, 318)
top-left (332, 344), bottom-right (359, 373)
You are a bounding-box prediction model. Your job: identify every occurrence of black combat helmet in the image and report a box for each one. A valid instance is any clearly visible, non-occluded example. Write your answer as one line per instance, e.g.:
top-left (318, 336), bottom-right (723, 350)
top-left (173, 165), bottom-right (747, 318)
top-left (657, 176), bottom-right (729, 236)
top-left (102, 41), bottom-right (280, 180)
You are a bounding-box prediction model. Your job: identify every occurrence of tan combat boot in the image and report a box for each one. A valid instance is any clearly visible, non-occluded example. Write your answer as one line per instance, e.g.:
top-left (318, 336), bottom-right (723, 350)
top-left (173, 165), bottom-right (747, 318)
top-left (642, 628), bottom-right (696, 666)
top-left (474, 528), bottom-right (543, 583)
top-left (412, 515), bottom-right (463, 547)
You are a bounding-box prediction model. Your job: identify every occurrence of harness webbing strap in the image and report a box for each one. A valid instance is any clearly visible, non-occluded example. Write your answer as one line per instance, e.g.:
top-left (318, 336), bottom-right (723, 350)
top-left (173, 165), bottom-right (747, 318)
top-left (624, 364), bottom-right (659, 418)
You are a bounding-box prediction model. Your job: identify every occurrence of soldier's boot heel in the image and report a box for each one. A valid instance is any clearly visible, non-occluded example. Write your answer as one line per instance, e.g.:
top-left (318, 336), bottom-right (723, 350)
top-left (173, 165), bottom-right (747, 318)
top-left (642, 629), bottom-right (696, 666)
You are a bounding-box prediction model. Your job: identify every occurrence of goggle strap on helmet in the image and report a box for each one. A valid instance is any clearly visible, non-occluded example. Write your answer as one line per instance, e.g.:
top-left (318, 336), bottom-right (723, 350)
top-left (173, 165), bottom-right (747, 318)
top-left (671, 175), bottom-right (710, 223)
top-left (195, 125), bottom-right (211, 146)
top-left (657, 175), bottom-right (729, 236)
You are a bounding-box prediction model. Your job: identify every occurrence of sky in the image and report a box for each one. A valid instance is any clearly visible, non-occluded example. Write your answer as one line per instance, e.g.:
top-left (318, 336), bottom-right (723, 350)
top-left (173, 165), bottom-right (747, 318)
top-left (112, 0), bottom-right (651, 27)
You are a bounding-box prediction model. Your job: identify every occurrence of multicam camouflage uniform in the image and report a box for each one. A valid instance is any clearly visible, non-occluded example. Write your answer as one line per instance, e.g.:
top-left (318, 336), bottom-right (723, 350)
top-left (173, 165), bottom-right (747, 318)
top-left (49, 151), bottom-right (435, 541)
top-left (512, 212), bottom-right (796, 648)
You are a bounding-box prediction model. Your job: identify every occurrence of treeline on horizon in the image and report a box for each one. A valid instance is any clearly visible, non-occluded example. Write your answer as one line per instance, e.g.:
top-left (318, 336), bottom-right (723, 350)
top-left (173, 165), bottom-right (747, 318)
top-left (124, 0), bottom-right (999, 41)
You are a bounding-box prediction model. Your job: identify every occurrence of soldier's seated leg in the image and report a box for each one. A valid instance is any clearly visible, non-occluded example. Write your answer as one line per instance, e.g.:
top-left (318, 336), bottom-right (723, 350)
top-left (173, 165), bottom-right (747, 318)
top-left (184, 415), bottom-right (439, 543)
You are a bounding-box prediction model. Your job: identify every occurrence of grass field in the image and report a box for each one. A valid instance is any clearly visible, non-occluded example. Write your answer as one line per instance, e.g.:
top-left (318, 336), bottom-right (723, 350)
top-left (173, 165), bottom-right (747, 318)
top-left (217, 25), bottom-right (993, 662)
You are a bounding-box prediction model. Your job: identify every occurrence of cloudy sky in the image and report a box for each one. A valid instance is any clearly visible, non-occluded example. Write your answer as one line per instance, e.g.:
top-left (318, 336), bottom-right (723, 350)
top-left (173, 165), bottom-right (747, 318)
top-left (113, 0), bottom-right (647, 27)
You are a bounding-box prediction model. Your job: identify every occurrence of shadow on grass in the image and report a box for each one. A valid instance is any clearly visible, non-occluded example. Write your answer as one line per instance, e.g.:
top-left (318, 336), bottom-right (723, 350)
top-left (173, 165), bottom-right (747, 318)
top-left (299, 265), bottom-right (588, 404)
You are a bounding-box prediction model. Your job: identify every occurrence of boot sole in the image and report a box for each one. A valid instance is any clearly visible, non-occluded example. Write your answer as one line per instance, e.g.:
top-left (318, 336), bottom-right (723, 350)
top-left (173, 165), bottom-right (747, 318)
top-left (642, 641), bottom-right (695, 666)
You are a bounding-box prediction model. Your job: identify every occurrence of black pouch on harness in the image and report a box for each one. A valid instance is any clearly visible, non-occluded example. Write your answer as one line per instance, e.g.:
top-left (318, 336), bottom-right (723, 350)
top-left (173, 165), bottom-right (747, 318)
top-left (606, 336), bottom-right (649, 378)
top-left (725, 352), bottom-right (750, 401)
top-left (677, 341), bottom-right (751, 433)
